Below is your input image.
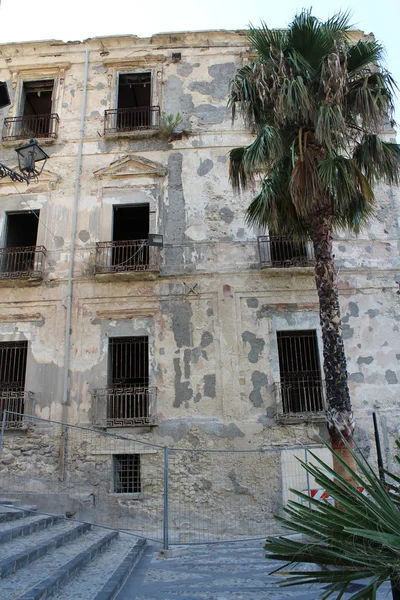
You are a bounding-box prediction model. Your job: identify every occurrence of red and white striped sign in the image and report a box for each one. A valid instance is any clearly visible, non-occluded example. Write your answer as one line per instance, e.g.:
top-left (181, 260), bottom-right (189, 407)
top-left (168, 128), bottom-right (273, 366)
top-left (310, 487), bottom-right (371, 500)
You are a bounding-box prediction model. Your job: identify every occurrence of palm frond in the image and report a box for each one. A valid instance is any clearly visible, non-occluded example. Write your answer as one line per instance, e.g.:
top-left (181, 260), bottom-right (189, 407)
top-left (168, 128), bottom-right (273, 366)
top-left (346, 39), bottom-right (385, 75)
top-left (242, 125), bottom-right (282, 171)
top-left (228, 147), bottom-right (249, 191)
top-left (315, 104), bottom-right (347, 149)
top-left (347, 71), bottom-right (397, 130)
top-left (247, 21), bottom-right (285, 62)
top-left (353, 133), bottom-right (400, 186)
top-left (265, 440), bottom-right (400, 599)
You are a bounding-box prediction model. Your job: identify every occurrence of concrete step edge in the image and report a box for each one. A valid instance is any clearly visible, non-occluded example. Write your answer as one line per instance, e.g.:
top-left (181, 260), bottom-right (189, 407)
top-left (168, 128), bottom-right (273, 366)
top-left (15, 530), bottom-right (119, 600)
top-left (0, 508), bottom-right (37, 524)
top-left (93, 537), bottom-right (147, 600)
top-left (0, 521), bottom-right (91, 579)
top-left (0, 515), bottom-right (62, 545)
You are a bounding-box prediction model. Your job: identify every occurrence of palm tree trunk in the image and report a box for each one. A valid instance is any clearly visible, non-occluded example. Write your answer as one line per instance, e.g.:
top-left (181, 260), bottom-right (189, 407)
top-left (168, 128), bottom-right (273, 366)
top-left (311, 215), bottom-right (356, 478)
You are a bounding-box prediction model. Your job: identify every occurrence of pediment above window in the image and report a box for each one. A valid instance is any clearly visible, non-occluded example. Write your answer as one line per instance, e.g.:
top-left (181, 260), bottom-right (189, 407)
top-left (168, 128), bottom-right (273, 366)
top-left (94, 155), bottom-right (167, 179)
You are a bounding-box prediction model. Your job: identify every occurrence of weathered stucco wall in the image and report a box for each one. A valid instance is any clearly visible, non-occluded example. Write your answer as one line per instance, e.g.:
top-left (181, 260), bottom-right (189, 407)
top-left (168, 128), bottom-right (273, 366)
top-left (0, 29), bottom-right (399, 480)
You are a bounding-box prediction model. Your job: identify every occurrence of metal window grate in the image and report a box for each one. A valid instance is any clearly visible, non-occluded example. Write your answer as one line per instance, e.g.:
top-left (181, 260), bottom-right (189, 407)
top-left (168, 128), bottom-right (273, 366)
top-left (103, 337), bottom-right (150, 425)
top-left (113, 454), bottom-right (141, 493)
top-left (277, 330), bottom-right (324, 414)
top-left (0, 341), bottom-right (28, 425)
top-left (110, 336), bottom-right (148, 387)
top-left (0, 341), bottom-right (27, 390)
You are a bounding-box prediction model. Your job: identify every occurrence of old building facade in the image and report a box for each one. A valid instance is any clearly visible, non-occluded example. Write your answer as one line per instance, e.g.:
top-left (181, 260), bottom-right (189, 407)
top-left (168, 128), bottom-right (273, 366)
top-left (0, 29), bottom-right (399, 533)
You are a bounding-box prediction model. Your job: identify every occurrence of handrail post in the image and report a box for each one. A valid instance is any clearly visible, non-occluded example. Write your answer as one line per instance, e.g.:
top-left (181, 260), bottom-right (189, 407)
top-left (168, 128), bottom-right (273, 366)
top-left (0, 410), bottom-right (7, 456)
top-left (163, 446), bottom-right (169, 551)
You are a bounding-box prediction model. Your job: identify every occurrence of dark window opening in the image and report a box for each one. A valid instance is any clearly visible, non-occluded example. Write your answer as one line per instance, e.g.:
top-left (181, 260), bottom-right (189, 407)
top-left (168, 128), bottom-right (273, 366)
top-left (1, 211), bottom-right (39, 274)
top-left (108, 337), bottom-right (149, 422)
top-left (117, 72), bottom-right (151, 130)
top-left (112, 205), bottom-right (149, 268)
top-left (270, 235), bottom-right (308, 267)
top-left (113, 454), bottom-right (141, 494)
top-left (22, 80), bottom-right (54, 116)
top-left (118, 73), bottom-right (151, 109)
top-left (0, 341), bottom-right (28, 423)
top-left (277, 330), bottom-right (324, 413)
top-left (20, 80), bottom-right (54, 138)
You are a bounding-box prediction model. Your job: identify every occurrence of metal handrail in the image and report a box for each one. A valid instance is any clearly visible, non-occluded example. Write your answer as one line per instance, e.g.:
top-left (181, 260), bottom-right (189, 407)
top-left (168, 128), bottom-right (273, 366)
top-left (0, 245), bottom-right (46, 279)
top-left (2, 114), bottom-right (59, 141)
top-left (95, 239), bottom-right (160, 274)
top-left (104, 105), bottom-right (160, 134)
top-left (92, 385), bottom-right (158, 428)
top-left (258, 235), bottom-right (314, 268)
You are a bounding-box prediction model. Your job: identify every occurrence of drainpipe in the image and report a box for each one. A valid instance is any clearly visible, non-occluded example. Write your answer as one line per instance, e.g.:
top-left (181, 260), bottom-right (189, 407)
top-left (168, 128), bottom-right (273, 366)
top-left (59, 47), bottom-right (89, 483)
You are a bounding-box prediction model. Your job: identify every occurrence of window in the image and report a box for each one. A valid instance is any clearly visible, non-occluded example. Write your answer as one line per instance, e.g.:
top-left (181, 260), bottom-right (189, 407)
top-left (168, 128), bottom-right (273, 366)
top-left (11, 80), bottom-right (58, 139)
top-left (22, 80), bottom-right (54, 118)
top-left (104, 71), bottom-right (160, 134)
top-left (111, 205), bottom-right (150, 270)
top-left (113, 454), bottom-right (141, 494)
top-left (277, 330), bottom-right (324, 413)
top-left (1, 211), bottom-right (39, 276)
top-left (107, 337), bottom-right (149, 423)
top-left (0, 341), bottom-right (28, 424)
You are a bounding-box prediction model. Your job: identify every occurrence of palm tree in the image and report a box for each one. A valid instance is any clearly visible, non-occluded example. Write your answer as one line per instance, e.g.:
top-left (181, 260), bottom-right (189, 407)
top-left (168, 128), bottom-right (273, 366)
top-left (228, 9), bottom-right (399, 472)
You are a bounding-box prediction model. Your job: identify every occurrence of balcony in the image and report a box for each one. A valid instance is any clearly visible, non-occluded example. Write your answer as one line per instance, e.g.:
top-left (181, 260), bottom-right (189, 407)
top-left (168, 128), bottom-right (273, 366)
top-left (104, 106), bottom-right (160, 135)
top-left (0, 246), bottom-right (46, 281)
top-left (2, 114), bottom-right (59, 141)
top-left (258, 236), bottom-right (314, 268)
top-left (92, 386), bottom-right (157, 428)
top-left (95, 239), bottom-right (160, 276)
top-left (0, 390), bottom-right (34, 429)
top-left (274, 376), bottom-right (326, 422)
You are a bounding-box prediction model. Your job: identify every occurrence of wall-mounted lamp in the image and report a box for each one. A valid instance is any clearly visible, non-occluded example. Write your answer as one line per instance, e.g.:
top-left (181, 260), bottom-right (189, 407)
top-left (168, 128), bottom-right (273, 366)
top-left (15, 139), bottom-right (49, 182)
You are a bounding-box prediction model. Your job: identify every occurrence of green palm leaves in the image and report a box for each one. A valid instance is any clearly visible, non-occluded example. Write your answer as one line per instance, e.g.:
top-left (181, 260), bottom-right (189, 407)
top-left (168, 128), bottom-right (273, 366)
top-left (228, 9), bottom-right (399, 235)
top-left (265, 442), bottom-right (400, 599)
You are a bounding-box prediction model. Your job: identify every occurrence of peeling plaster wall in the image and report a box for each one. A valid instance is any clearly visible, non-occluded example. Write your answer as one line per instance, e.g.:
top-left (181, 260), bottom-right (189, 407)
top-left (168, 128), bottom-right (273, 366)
top-left (0, 29), bottom-right (398, 478)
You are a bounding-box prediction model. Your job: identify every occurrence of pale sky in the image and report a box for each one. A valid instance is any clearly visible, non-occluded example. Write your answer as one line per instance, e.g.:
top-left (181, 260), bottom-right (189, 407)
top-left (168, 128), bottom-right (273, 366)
top-left (0, 0), bottom-right (399, 126)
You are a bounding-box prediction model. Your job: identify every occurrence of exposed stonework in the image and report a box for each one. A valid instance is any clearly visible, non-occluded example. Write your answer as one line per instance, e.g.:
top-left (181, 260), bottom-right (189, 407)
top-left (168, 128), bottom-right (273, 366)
top-left (0, 29), bottom-right (399, 531)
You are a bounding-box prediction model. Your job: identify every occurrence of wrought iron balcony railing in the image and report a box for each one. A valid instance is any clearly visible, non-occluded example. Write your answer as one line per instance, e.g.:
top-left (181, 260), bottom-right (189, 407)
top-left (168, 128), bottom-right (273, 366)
top-left (274, 376), bottom-right (326, 420)
top-left (104, 106), bottom-right (161, 134)
top-left (0, 390), bottom-right (34, 429)
top-left (258, 236), bottom-right (314, 268)
top-left (92, 386), bottom-right (157, 428)
top-left (2, 114), bottom-right (59, 141)
top-left (95, 239), bottom-right (160, 274)
top-left (0, 246), bottom-right (46, 280)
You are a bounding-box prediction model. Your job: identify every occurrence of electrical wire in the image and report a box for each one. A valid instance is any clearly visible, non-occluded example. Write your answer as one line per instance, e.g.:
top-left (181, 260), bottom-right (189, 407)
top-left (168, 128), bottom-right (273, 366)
top-left (11, 182), bottom-right (88, 264)
top-left (10, 182), bottom-right (147, 268)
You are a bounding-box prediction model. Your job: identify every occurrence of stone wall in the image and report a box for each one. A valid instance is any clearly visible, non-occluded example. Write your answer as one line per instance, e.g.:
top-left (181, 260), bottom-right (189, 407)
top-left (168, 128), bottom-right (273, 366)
top-left (0, 29), bottom-right (399, 526)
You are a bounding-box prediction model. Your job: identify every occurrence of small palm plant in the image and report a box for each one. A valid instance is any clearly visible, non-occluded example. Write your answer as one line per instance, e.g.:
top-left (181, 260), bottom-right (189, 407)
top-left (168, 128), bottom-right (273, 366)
top-left (265, 442), bottom-right (400, 599)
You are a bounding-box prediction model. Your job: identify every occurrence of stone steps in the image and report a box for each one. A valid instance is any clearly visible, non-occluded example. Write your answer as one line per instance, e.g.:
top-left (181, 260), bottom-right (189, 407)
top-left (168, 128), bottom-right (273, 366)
top-left (0, 503), bottom-right (146, 600)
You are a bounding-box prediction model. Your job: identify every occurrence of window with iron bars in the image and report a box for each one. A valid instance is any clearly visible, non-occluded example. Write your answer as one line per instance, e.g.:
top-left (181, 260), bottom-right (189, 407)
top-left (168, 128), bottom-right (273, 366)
top-left (113, 454), bottom-right (141, 494)
top-left (277, 330), bottom-right (324, 414)
top-left (0, 341), bottom-right (28, 424)
top-left (108, 336), bottom-right (149, 422)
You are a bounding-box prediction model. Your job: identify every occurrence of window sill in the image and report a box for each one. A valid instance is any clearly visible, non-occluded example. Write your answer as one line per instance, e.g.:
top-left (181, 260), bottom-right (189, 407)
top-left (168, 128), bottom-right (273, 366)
top-left (109, 493), bottom-right (144, 500)
top-left (260, 265), bottom-right (315, 276)
top-left (1, 137), bottom-right (58, 149)
top-left (104, 129), bottom-right (160, 141)
top-left (276, 412), bottom-right (326, 424)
